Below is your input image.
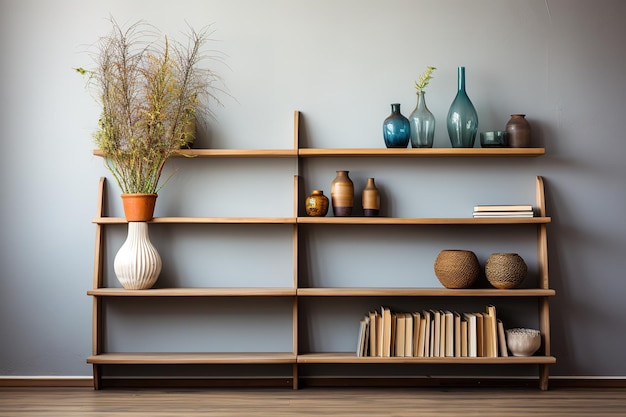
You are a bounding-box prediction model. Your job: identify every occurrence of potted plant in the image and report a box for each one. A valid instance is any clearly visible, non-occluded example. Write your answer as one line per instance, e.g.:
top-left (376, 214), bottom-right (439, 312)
top-left (76, 18), bottom-right (222, 220)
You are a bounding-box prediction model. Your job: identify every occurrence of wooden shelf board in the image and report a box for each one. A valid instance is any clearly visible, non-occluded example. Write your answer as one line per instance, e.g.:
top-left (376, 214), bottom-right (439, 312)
top-left (297, 217), bottom-right (551, 225)
top-left (297, 288), bottom-right (556, 297)
top-left (93, 217), bottom-right (550, 225)
top-left (94, 148), bottom-right (544, 158)
top-left (88, 288), bottom-right (296, 297)
top-left (87, 352), bottom-right (555, 365)
top-left (89, 287), bottom-right (555, 297)
top-left (93, 217), bottom-right (296, 225)
top-left (298, 148), bottom-right (545, 157)
top-left (93, 149), bottom-right (298, 158)
top-left (297, 352), bottom-right (556, 365)
top-left (88, 352), bottom-right (296, 365)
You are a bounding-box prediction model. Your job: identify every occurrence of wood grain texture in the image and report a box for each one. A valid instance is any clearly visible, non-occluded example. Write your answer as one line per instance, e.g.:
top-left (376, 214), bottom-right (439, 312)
top-left (93, 146), bottom-right (545, 158)
top-left (298, 147), bottom-right (546, 157)
top-left (87, 288), bottom-right (297, 297)
top-left (92, 216), bottom-right (552, 225)
top-left (1, 386), bottom-right (624, 416)
top-left (86, 352), bottom-right (296, 365)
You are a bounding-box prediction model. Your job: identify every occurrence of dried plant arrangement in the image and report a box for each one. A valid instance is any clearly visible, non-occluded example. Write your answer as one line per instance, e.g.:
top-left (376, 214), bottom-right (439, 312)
top-left (76, 18), bottom-right (224, 194)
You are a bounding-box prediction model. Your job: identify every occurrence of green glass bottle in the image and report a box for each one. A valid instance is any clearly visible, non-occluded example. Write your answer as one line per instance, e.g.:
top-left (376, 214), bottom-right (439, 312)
top-left (446, 67), bottom-right (478, 148)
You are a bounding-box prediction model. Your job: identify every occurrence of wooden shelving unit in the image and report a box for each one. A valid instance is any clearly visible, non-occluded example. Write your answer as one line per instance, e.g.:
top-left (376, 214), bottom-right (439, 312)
top-left (88, 110), bottom-right (554, 390)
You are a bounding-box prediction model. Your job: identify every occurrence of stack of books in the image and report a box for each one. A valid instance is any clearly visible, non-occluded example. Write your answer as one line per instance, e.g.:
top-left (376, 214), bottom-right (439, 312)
top-left (356, 305), bottom-right (510, 358)
top-left (472, 204), bottom-right (534, 218)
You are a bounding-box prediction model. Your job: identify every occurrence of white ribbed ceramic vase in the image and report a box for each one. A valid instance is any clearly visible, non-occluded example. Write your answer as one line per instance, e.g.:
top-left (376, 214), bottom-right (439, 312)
top-left (114, 222), bottom-right (162, 290)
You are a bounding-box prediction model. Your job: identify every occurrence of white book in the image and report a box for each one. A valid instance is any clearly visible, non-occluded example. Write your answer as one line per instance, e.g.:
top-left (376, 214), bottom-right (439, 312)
top-left (395, 313), bottom-right (406, 357)
top-left (356, 318), bottom-right (367, 357)
top-left (444, 310), bottom-right (454, 357)
top-left (463, 312), bottom-right (477, 357)
top-left (412, 312), bottom-right (421, 357)
top-left (473, 211), bottom-right (534, 218)
top-left (473, 204), bottom-right (533, 212)
top-left (454, 312), bottom-right (462, 357)
top-left (404, 313), bottom-right (414, 357)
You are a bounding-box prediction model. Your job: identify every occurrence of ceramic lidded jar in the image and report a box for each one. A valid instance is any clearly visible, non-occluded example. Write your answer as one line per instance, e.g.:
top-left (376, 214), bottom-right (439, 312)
top-left (330, 170), bottom-right (354, 217)
top-left (305, 190), bottom-right (329, 217)
top-left (505, 114), bottom-right (531, 148)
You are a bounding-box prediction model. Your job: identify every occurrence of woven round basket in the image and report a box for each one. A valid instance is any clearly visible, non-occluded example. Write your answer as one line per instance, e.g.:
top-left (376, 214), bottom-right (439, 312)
top-left (485, 253), bottom-right (527, 289)
top-left (433, 249), bottom-right (480, 289)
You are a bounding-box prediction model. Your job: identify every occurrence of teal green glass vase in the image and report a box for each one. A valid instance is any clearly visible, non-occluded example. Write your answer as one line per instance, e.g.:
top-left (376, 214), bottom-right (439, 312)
top-left (446, 67), bottom-right (478, 148)
top-left (409, 91), bottom-right (435, 148)
top-left (383, 103), bottom-right (410, 148)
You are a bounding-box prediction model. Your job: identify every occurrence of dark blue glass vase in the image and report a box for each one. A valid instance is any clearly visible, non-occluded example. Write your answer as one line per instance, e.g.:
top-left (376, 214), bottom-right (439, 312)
top-left (446, 67), bottom-right (478, 148)
top-left (383, 103), bottom-right (410, 148)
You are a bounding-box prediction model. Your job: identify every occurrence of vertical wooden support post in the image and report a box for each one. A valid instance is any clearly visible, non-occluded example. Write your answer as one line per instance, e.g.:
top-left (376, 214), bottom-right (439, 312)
top-left (91, 177), bottom-right (107, 390)
top-left (292, 111), bottom-right (301, 390)
top-left (535, 176), bottom-right (551, 390)
top-left (292, 217), bottom-right (299, 390)
top-left (292, 294), bottom-right (299, 390)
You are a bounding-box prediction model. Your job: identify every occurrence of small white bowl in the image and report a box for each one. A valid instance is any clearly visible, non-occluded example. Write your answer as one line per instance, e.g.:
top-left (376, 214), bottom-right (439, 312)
top-left (506, 328), bottom-right (541, 356)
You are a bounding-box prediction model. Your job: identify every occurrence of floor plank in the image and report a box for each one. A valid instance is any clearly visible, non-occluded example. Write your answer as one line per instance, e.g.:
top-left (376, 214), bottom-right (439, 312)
top-left (1, 387), bottom-right (625, 416)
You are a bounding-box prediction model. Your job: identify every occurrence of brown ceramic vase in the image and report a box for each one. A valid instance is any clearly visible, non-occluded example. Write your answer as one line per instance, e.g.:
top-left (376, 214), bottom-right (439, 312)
top-left (505, 114), bottom-right (531, 148)
top-left (305, 190), bottom-right (329, 217)
top-left (361, 178), bottom-right (380, 217)
top-left (330, 171), bottom-right (354, 217)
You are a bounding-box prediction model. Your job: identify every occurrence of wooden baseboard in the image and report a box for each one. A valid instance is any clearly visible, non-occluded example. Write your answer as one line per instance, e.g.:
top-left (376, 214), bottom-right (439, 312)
top-left (1, 377), bottom-right (625, 389)
top-left (300, 377), bottom-right (626, 389)
top-left (100, 378), bottom-right (293, 389)
top-left (0, 378), bottom-right (93, 387)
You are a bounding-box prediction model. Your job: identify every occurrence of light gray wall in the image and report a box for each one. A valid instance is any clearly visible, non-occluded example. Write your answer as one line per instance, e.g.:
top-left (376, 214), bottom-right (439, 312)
top-left (1, 0), bottom-right (625, 378)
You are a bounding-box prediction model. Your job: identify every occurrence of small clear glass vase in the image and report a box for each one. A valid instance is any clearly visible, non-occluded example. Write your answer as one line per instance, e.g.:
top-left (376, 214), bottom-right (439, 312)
top-left (409, 91), bottom-right (436, 148)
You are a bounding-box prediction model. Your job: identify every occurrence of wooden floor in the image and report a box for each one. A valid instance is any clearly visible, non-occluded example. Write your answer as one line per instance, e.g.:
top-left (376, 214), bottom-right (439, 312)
top-left (1, 386), bottom-right (626, 416)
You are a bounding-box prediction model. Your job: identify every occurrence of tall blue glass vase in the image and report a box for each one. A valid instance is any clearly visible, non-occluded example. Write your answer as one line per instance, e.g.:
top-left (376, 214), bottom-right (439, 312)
top-left (446, 67), bottom-right (478, 148)
top-left (383, 103), bottom-right (410, 148)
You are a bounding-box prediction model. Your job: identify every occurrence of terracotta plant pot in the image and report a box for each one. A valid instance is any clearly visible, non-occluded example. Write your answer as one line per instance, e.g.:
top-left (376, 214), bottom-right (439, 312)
top-left (121, 193), bottom-right (157, 221)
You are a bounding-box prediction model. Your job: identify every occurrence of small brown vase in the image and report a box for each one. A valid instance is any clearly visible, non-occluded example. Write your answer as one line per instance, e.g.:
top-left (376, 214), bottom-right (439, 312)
top-left (121, 193), bottom-right (157, 221)
top-left (305, 190), bottom-right (329, 217)
top-left (330, 171), bottom-right (354, 217)
top-left (361, 178), bottom-right (380, 217)
top-left (505, 114), bottom-right (531, 148)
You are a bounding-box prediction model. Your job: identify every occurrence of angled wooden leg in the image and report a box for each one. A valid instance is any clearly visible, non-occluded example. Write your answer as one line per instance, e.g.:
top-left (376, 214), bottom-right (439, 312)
top-left (539, 364), bottom-right (549, 391)
top-left (92, 364), bottom-right (101, 390)
top-left (292, 363), bottom-right (299, 390)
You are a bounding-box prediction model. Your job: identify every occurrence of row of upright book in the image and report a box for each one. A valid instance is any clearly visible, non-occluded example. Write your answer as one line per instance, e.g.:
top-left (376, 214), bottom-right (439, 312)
top-left (472, 204), bottom-right (534, 218)
top-left (357, 305), bottom-right (508, 358)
